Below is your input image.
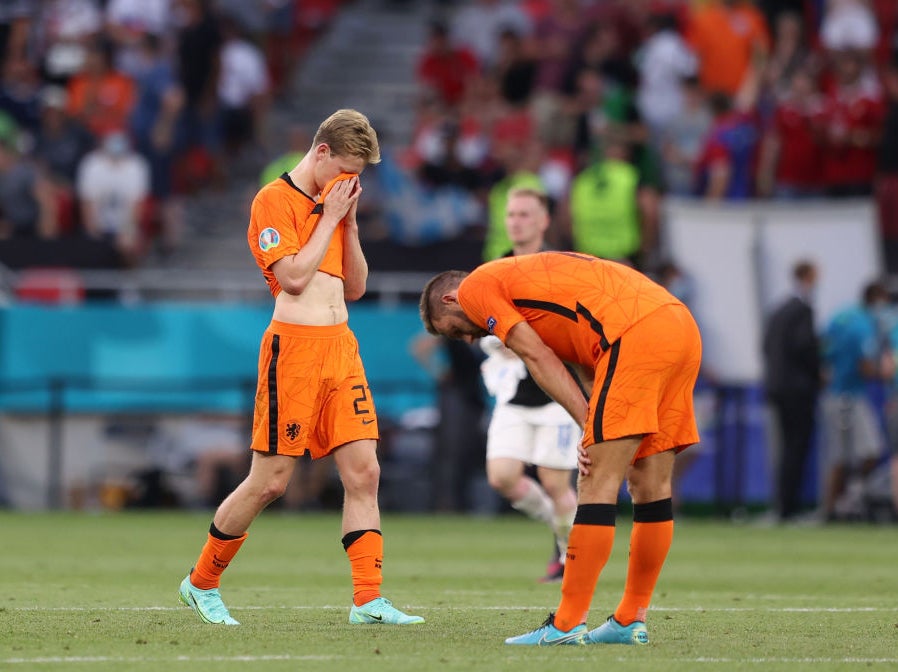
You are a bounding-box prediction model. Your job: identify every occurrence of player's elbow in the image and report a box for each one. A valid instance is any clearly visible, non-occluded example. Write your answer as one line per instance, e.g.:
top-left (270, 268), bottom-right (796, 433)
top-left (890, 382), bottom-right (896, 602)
top-left (343, 279), bottom-right (367, 302)
top-left (278, 275), bottom-right (309, 296)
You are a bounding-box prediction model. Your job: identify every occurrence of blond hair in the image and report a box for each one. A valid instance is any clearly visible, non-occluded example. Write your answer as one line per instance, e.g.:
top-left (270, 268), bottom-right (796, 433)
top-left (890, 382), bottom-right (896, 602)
top-left (507, 187), bottom-right (549, 212)
top-left (312, 109), bottom-right (381, 164)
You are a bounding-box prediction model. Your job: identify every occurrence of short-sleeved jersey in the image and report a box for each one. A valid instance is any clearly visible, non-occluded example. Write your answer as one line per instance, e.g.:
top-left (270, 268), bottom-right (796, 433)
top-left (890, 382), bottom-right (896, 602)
top-left (457, 252), bottom-right (681, 366)
top-left (247, 173), bottom-right (345, 298)
top-left (823, 305), bottom-right (879, 395)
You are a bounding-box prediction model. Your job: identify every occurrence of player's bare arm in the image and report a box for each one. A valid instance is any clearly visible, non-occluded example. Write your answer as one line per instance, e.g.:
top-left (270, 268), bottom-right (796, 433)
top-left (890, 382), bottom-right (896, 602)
top-left (504, 321), bottom-right (589, 427)
top-left (341, 192), bottom-right (368, 301)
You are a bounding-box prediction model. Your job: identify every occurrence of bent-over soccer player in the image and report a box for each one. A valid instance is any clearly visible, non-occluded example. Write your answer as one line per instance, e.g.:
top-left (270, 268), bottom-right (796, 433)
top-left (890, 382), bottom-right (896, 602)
top-left (419, 251), bottom-right (701, 645)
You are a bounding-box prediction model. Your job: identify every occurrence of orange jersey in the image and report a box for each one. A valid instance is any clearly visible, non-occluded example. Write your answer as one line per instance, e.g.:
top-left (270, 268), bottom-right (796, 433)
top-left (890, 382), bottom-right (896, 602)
top-left (686, 4), bottom-right (770, 96)
top-left (247, 173), bottom-right (356, 297)
top-left (457, 252), bottom-right (682, 366)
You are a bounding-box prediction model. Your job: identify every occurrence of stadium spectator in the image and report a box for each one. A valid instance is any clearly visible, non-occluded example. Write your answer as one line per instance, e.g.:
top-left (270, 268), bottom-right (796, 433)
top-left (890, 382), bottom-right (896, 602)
top-left (128, 32), bottom-right (185, 257)
top-left (32, 85), bottom-right (95, 234)
top-left (686, 0), bottom-right (771, 98)
top-left (173, 0), bottom-right (222, 160)
top-left (104, 0), bottom-right (173, 76)
top-left (66, 38), bottom-right (137, 139)
top-left (409, 91), bottom-right (490, 193)
top-left (819, 281), bottom-right (890, 522)
top-left (581, 0), bottom-right (646, 73)
top-left (0, 54), bottom-right (42, 133)
top-left (876, 55), bottom-right (898, 274)
top-left (75, 128), bottom-right (151, 265)
top-left (820, 0), bottom-right (879, 56)
top-left (569, 129), bottom-right (656, 270)
top-left (568, 64), bottom-right (662, 204)
top-left (693, 90), bottom-right (761, 200)
top-left (0, 129), bottom-right (59, 240)
top-left (761, 260), bottom-right (822, 523)
top-left (760, 10), bottom-right (818, 105)
top-left (449, 0), bottom-right (532, 72)
top-left (492, 28), bottom-right (537, 107)
top-left (819, 49), bottom-right (885, 197)
top-left (756, 0), bottom-right (806, 31)
top-left (566, 18), bottom-right (635, 91)
top-left (35, 0), bottom-right (104, 86)
top-left (635, 12), bottom-right (698, 140)
top-left (178, 109), bottom-right (424, 627)
top-left (419, 251), bottom-right (701, 646)
top-left (0, 1), bottom-right (34, 68)
top-left (660, 76), bottom-right (712, 196)
top-left (528, 0), bottom-right (583, 147)
top-left (415, 20), bottom-right (479, 110)
top-left (756, 67), bottom-right (825, 199)
top-left (33, 86), bottom-right (95, 184)
top-left (479, 187), bottom-right (578, 583)
top-left (215, 17), bottom-right (270, 165)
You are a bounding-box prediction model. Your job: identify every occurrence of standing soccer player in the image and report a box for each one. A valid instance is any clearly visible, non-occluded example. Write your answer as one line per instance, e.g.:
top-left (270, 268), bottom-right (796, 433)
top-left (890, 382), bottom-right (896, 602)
top-left (178, 109), bottom-right (423, 626)
top-left (420, 251), bottom-right (701, 645)
top-left (480, 188), bottom-right (579, 582)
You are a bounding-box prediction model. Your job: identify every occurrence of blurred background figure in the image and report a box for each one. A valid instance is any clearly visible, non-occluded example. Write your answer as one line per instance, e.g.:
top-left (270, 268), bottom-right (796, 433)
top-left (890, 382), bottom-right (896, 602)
top-left (0, 126), bottom-right (58, 240)
top-left (819, 281), bottom-right (890, 522)
top-left (479, 187), bottom-right (578, 583)
top-left (762, 260), bottom-right (822, 523)
top-left (66, 39), bottom-right (136, 139)
top-left (148, 415), bottom-right (249, 509)
top-left (569, 128), bottom-right (658, 270)
top-left (76, 128), bottom-right (150, 265)
top-left (411, 332), bottom-right (489, 513)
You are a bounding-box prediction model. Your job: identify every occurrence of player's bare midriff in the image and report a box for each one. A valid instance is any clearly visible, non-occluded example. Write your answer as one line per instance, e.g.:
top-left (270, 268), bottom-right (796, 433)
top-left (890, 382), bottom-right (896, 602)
top-left (272, 270), bottom-right (349, 325)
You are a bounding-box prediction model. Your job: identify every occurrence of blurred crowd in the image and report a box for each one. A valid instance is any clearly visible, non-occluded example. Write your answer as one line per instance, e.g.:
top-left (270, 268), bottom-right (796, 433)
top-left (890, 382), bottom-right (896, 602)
top-left (3, 0), bottom-right (898, 278)
top-left (396, 0), bottom-right (898, 273)
top-left (0, 0), bottom-right (343, 268)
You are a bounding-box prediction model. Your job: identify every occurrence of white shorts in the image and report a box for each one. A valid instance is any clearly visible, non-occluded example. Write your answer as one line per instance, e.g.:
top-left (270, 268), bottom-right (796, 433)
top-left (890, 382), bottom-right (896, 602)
top-left (486, 402), bottom-right (581, 470)
top-left (820, 393), bottom-right (884, 464)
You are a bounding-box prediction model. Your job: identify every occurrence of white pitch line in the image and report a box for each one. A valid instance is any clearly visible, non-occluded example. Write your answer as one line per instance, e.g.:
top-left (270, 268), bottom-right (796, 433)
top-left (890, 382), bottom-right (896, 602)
top-left (7, 605), bottom-right (898, 613)
top-left (2, 655), bottom-right (338, 665)
top-left (5, 655), bottom-right (898, 666)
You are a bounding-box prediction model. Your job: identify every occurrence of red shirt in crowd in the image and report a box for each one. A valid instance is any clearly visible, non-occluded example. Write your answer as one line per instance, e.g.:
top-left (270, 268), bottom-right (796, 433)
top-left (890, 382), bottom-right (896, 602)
top-left (820, 78), bottom-right (886, 188)
top-left (771, 94), bottom-right (826, 189)
top-left (416, 46), bottom-right (480, 107)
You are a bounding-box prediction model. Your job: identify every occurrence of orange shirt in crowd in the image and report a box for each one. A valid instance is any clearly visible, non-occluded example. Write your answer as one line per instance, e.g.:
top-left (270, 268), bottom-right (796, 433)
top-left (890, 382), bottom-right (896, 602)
top-left (687, 0), bottom-right (770, 96)
top-left (66, 72), bottom-right (136, 138)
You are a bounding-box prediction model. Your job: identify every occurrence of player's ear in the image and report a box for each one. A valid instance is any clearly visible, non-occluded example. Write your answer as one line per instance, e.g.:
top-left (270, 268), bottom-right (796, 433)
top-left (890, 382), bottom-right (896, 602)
top-left (440, 289), bottom-right (460, 305)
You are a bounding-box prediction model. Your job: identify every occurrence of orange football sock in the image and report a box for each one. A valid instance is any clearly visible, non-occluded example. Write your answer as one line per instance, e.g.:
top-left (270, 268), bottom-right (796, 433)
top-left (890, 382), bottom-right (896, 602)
top-left (343, 529), bottom-right (383, 606)
top-left (614, 499), bottom-right (674, 625)
top-left (553, 504), bottom-right (617, 632)
top-left (190, 523), bottom-right (247, 590)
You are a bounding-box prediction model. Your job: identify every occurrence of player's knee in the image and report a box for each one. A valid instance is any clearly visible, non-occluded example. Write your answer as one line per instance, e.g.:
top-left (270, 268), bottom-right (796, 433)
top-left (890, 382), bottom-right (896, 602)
top-left (341, 461), bottom-right (380, 493)
top-left (258, 476), bottom-right (292, 503)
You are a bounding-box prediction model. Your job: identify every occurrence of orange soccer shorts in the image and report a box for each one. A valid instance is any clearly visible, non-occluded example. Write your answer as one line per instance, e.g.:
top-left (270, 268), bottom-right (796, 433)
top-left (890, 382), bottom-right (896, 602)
top-left (250, 320), bottom-right (379, 458)
top-left (583, 302), bottom-right (702, 459)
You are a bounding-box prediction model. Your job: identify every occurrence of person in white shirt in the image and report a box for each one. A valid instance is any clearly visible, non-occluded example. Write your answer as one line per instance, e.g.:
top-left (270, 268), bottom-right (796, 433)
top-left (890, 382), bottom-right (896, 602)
top-left (76, 129), bottom-right (150, 264)
top-left (480, 187), bottom-right (580, 582)
top-left (636, 13), bottom-right (698, 141)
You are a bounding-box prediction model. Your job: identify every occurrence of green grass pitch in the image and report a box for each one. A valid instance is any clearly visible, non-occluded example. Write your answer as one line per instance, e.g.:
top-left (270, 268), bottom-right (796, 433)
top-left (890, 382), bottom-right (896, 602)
top-left (2, 511), bottom-right (897, 671)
